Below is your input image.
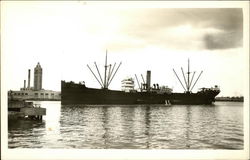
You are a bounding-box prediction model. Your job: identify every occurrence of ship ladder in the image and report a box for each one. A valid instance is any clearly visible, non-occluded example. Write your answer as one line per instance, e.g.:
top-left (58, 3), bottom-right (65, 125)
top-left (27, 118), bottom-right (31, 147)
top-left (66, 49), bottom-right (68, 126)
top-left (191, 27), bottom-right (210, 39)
top-left (165, 100), bottom-right (171, 106)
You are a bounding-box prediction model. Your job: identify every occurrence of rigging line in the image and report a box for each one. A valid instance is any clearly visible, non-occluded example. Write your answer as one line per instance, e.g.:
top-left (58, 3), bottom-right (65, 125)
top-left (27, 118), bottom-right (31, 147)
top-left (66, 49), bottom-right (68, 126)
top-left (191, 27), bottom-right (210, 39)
top-left (190, 71), bottom-right (203, 91)
top-left (107, 64), bottom-right (112, 86)
top-left (141, 74), bottom-right (146, 84)
top-left (181, 67), bottom-right (189, 91)
top-left (141, 74), bottom-right (146, 90)
top-left (87, 64), bottom-right (103, 88)
top-left (108, 62), bottom-right (122, 86)
top-left (107, 63), bottom-right (116, 85)
top-left (173, 69), bottom-right (186, 91)
top-left (189, 71), bottom-right (196, 92)
top-left (94, 62), bottom-right (104, 87)
top-left (135, 74), bottom-right (141, 91)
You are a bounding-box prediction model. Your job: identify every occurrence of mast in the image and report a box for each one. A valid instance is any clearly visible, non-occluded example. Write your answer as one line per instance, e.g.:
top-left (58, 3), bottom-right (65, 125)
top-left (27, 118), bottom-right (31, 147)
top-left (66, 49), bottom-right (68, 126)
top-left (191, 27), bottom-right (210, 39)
top-left (107, 64), bottom-right (112, 85)
top-left (173, 59), bottom-right (203, 93)
top-left (187, 59), bottom-right (190, 92)
top-left (104, 50), bottom-right (108, 88)
top-left (87, 50), bottom-right (121, 89)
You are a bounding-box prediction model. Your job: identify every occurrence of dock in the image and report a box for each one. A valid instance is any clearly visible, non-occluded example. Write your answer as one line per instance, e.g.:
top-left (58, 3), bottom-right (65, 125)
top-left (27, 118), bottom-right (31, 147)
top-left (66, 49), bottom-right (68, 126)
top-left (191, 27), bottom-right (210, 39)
top-left (8, 100), bottom-right (46, 120)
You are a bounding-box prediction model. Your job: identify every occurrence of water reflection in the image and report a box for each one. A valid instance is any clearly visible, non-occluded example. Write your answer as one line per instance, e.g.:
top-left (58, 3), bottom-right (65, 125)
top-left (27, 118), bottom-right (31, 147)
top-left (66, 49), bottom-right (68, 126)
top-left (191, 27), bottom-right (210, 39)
top-left (8, 118), bottom-right (45, 148)
top-left (8, 101), bottom-right (243, 149)
top-left (8, 119), bottom-right (45, 131)
top-left (40, 101), bottom-right (63, 148)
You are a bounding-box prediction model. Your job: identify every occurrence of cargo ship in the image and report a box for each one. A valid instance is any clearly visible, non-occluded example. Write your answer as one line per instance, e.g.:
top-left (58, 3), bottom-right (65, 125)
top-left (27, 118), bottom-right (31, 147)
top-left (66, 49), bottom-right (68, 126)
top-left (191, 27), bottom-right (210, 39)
top-left (61, 52), bottom-right (220, 105)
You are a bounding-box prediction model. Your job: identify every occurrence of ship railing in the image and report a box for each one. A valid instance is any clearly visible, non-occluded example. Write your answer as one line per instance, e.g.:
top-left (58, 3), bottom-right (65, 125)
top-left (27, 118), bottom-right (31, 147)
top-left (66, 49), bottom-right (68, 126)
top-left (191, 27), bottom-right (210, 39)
top-left (198, 86), bottom-right (220, 92)
top-left (33, 104), bottom-right (41, 108)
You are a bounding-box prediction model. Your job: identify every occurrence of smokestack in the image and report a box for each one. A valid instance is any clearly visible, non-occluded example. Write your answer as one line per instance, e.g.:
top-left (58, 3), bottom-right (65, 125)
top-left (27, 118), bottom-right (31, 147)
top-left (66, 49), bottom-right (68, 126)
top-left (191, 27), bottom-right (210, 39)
top-left (24, 80), bottom-right (26, 89)
top-left (28, 69), bottom-right (30, 89)
top-left (146, 70), bottom-right (151, 91)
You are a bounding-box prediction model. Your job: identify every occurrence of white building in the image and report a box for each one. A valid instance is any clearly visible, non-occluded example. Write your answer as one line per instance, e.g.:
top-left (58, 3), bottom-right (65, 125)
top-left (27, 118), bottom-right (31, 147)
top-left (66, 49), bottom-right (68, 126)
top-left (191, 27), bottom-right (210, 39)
top-left (8, 62), bottom-right (61, 101)
top-left (8, 89), bottom-right (61, 101)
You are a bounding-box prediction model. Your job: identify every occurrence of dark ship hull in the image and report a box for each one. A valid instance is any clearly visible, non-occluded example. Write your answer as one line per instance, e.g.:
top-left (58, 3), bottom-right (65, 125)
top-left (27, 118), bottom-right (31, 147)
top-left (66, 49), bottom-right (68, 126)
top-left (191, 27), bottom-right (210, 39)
top-left (170, 92), bottom-right (220, 105)
top-left (61, 81), bottom-right (220, 105)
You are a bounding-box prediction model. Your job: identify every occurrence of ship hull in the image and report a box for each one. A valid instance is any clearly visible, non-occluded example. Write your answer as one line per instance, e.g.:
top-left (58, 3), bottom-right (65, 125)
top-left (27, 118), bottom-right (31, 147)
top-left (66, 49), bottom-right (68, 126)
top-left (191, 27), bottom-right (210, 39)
top-left (61, 81), bottom-right (220, 105)
top-left (62, 82), bottom-right (167, 105)
top-left (170, 92), bottom-right (218, 105)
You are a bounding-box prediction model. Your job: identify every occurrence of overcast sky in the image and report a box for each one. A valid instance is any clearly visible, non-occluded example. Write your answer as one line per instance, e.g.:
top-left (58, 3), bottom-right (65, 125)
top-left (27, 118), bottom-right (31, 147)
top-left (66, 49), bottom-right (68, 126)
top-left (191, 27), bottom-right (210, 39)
top-left (2, 1), bottom-right (248, 96)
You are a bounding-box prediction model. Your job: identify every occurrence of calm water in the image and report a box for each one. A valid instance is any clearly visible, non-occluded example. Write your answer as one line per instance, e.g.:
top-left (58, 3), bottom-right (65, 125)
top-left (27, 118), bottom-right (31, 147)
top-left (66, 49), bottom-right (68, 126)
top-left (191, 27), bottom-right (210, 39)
top-left (8, 101), bottom-right (243, 149)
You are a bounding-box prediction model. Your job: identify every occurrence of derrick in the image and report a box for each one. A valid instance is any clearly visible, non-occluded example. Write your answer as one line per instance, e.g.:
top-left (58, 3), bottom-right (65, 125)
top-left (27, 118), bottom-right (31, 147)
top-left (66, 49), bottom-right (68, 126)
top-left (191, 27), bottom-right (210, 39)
top-left (173, 59), bottom-right (203, 93)
top-left (87, 50), bottom-right (122, 89)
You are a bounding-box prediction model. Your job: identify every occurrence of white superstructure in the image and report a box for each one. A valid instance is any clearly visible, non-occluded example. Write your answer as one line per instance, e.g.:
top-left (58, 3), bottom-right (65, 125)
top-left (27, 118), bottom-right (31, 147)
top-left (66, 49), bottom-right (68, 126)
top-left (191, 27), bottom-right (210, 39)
top-left (121, 78), bottom-right (135, 92)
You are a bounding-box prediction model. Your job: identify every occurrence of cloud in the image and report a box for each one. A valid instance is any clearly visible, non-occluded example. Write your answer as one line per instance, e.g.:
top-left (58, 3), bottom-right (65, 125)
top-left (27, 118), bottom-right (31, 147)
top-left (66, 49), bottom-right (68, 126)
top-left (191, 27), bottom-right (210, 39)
top-left (203, 31), bottom-right (243, 50)
top-left (58, 8), bottom-right (243, 52)
top-left (104, 8), bottom-right (243, 51)
top-left (200, 9), bottom-right (243, 50)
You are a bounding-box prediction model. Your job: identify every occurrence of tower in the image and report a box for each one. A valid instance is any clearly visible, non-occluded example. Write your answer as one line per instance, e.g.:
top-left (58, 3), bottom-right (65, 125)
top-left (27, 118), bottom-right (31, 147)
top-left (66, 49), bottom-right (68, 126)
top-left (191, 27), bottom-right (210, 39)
top-left (34, 62), bottom-right (42, 90)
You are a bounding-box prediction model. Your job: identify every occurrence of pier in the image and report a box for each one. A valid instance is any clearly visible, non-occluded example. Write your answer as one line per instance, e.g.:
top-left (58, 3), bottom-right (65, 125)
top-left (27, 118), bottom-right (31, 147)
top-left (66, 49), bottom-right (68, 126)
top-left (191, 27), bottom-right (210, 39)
top-left (8, 100), bottom-right (46, 120)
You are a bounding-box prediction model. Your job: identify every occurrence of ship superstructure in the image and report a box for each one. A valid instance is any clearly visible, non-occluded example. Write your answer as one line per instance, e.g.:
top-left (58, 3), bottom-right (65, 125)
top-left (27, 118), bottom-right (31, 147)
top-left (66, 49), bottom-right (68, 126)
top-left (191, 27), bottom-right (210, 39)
top-left (121, 78), bottom-right (135, 92)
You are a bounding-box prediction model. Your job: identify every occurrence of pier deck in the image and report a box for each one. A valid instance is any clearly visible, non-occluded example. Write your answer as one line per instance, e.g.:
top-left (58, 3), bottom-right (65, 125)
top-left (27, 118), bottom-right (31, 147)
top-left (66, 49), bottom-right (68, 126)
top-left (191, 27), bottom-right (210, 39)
top-left (8, 100), bottom-right (46, 120)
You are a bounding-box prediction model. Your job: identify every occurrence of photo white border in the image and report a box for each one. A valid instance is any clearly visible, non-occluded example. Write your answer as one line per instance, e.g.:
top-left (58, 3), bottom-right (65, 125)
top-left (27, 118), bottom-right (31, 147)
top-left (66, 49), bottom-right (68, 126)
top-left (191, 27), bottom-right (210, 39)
top-left (1, 1), bottom-right (249, 160)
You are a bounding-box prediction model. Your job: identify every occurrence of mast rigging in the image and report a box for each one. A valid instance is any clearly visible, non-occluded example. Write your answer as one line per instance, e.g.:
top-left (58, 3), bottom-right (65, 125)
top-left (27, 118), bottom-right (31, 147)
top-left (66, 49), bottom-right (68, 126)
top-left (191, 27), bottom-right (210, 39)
top-left (173, 59), bottom-right (203, 93)
top-left (87, 50), bottom-right (122, 89)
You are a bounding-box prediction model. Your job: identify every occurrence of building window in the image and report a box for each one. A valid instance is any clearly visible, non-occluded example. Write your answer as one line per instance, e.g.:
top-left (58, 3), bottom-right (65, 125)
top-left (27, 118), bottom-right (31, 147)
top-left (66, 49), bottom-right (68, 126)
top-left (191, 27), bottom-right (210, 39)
top-left (35, 93), bottom-right (38, 95)
top-left (25, 93), bottom-right (28, 95)
top-left (51, 93), bottom-right (54, 96)
top-left (41, 93), bottom-right (44, 95)
top-left (45, 93), bottom-right (49, 95)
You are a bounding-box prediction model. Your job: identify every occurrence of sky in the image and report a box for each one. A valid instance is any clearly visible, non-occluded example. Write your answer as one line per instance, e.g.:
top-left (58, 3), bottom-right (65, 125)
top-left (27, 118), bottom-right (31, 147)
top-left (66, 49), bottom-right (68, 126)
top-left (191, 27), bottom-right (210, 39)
top-left (1, 1), bottom-right (248, 97)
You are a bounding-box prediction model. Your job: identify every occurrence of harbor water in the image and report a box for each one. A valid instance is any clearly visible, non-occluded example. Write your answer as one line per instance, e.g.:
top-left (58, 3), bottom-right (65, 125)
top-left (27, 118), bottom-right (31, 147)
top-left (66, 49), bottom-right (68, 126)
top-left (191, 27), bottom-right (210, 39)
top-left (8, 101), bottom-right (243, 149)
